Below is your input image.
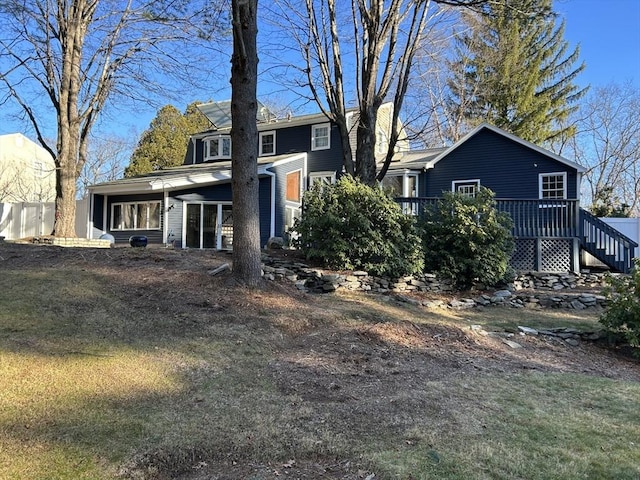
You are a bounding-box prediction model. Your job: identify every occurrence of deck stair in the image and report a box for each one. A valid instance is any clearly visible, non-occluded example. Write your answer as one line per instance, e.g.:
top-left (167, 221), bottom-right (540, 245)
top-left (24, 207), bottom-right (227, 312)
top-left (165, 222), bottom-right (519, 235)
top-left (580, 208), bottom-right (637, 274)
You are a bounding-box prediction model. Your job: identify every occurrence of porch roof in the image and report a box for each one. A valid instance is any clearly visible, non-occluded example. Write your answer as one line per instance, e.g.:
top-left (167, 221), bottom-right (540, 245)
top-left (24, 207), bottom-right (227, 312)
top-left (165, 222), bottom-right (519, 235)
top-left (89, 152), bottom-right (306, 195)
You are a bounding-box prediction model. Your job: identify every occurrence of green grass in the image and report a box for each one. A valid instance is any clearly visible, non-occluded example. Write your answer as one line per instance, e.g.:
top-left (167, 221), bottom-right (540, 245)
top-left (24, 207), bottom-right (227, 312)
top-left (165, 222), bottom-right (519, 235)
top-left (0, 255), bottom-right (638, 479)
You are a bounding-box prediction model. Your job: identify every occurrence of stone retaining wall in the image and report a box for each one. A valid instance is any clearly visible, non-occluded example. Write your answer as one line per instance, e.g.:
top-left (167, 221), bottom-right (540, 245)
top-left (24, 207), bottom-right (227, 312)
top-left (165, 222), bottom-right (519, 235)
top-left (31, 236), bottom-right (113, 249)
top-left (262, 256), bottom-right (614, 311)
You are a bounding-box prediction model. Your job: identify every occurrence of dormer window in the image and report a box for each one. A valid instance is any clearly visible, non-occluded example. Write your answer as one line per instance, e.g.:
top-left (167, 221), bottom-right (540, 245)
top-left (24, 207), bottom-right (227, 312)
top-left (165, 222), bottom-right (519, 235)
top-left (311, 123), bottom-right (330, 151)
top-left (259, 131), bottom-right (276, 156)
top-left (203, 135), bottom-right (231, 161)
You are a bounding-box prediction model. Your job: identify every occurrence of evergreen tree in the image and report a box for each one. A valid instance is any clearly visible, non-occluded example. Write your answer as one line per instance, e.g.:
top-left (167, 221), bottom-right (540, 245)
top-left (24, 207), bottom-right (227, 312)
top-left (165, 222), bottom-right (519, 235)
top-left (447, 0), bottom-right (586, 144)
top-left (125, 102), bottom-right (210, 177)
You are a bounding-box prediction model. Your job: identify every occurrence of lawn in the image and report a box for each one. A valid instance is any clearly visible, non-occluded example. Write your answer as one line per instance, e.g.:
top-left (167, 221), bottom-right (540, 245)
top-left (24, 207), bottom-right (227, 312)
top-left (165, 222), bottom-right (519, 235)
top-left (0, 243), bottom-right (638, 479)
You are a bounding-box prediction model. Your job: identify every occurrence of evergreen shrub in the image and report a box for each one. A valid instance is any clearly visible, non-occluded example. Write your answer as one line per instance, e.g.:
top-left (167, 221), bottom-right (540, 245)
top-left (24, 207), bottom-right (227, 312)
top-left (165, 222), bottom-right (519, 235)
top-left (292, 175), bottom-right (423, 277)
top-left (600, 260), bottom-right (640, 356)
top-left (418, 187), bottom-right (514, 289)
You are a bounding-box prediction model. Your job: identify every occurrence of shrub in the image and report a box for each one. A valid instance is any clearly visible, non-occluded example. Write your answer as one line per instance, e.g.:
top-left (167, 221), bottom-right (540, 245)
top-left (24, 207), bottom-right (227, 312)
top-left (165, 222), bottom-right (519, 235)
top-left (418, 187), bottom-right (514, 289)
top-left (600, 260), bottom-right (640, 355)
top-left (292, 175), bottom-right (423, 277)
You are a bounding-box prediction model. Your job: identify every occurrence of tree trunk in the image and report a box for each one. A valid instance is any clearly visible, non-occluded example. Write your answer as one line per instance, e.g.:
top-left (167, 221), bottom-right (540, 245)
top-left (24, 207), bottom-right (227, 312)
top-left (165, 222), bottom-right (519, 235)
top-left (230, 0), bottom-right (262, 286)
top-left (53, 155), bottom-right (78, 237)
top-left (355, 105), bottom-right (378, 186)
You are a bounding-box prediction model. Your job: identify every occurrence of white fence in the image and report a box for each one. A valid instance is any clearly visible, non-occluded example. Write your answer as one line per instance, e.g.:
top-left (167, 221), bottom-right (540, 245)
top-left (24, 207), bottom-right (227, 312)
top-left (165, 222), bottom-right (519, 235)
top-left (0, 199), bottom-right (88, 240)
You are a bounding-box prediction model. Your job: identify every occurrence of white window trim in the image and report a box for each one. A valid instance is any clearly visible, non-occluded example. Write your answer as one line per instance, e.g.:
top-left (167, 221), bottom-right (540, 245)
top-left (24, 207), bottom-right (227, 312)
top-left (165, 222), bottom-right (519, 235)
top-left (311, 123), bottom-right (331, 151)
top-left (452, 179), bottom-right (480, 196)
top-left (383, 172), bottom-right (419, 198)
top-left (203, 135), bottom-right (232, 161)
top-left (309, 171), bottom-right (336, 188)
top-left (259, 130), bottom-right (276, 157)
top-left (111, 201), bottom-right (162, 231)
top-left (181, 202), bottom-right (232, 250)
top-left (539, 172), bottom-right (567, 200)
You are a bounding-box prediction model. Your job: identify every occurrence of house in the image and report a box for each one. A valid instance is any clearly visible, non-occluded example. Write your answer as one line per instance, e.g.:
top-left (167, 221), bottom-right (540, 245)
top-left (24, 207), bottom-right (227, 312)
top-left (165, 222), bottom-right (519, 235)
top-left (388, 123), bottom-right (637, 274)
top-left (87, 106), bottom-right (636, 274)
top-left (0, 133), bottom-right (56, 203)
top-left (88, 101), bottom-right (355, 249)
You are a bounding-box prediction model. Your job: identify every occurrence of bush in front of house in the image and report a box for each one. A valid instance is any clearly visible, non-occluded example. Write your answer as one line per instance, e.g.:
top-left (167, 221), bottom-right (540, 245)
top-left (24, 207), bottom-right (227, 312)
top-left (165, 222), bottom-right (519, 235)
top-left (292, 175), bottom-right (424, 277)
top-left (418, 187), bottom-right (514, 290)
top-left (600, 260), bottom-right (640, 356)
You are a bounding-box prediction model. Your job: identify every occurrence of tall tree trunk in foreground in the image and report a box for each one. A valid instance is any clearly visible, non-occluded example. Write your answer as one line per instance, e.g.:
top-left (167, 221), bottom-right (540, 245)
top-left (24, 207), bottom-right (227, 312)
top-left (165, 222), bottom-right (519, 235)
top-left (231, 0), bottom-right (262, 286)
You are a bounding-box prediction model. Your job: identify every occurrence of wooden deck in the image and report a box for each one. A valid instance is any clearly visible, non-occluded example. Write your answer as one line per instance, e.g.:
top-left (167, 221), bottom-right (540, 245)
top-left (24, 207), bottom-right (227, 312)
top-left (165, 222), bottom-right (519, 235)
top-left (396, 197), bottom-right (637, 273)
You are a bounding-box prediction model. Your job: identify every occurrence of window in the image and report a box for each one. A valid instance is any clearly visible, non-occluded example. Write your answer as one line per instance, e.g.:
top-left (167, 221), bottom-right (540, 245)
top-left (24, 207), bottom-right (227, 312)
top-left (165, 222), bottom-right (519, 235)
top-left (285, 206), bottom-right (302, 231)
top-left (203, 135), bottom-right (231, 161)
top-left (32, 160), bottom-right (45, 177)
top-left (311, 123), bottom-right (330, 151)
top-left (286, 170), bottom-right (302, 203)
top-left (375, 128), bottom-right (388, 155)
top-left (539, 172), bottom-right (566, 199)
top-left (381, 173), bottom-right (418, 197)
top-left (309, 171), bottom-right (336, 189)
top-left (452, 179), bottom-right (480, 197)
top-left (111, 201), bottom-right (161, 230)
top-left (259, 131), bottom-right (276, 156)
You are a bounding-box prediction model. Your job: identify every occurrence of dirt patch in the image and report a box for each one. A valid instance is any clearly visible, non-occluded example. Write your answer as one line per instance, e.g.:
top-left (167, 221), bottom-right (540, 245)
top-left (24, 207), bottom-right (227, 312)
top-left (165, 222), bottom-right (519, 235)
top-left (2, 242), bottom-right (638, 480)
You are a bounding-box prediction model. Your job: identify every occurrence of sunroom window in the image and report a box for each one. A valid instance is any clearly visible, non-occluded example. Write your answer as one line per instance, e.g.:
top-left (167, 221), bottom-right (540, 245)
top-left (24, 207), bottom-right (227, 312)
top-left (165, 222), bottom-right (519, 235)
top-left (111, 201), bottom-right (161, 230)
top-left (203, 135), bottom-right (232, 161)
top-left (382, 173), bottom-right (418, 198)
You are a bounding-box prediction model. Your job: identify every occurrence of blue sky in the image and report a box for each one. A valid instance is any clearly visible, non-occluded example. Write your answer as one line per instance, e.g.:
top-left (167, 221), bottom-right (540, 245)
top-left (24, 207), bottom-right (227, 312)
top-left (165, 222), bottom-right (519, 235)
top-left (1, 1), bottom-right (639, 139)
top-left (557, 0), bottom-right (640, 88)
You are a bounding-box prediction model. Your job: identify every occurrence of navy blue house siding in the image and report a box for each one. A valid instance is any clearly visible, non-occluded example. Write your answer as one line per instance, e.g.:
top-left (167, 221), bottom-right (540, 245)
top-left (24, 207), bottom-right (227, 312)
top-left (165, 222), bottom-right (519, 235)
top-left (423, 129), bottom-right (579, 199)
top-left (91, 194), bottom-right (104, 231)
top-left (269, 157), bottom-right (305, 239)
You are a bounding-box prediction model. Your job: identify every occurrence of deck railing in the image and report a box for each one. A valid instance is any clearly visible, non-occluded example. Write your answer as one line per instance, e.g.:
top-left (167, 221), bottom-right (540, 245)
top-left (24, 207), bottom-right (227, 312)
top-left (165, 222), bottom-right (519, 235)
top-left (395, 197), bottom-right (580, 238)
top-left (580, 208), bottom-right (637, 273)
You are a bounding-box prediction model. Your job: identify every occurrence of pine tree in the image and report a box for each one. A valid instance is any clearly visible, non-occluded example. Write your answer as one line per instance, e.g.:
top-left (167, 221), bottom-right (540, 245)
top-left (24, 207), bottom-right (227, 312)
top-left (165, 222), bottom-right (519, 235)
top-left (447, 0), bottom-right (586, 144)
top-left (125, 102), bottom-right (210, 177)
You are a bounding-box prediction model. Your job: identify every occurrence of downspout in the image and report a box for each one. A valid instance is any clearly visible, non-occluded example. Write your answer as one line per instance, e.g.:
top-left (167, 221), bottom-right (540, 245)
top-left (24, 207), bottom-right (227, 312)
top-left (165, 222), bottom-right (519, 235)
top-left (265, 170), bottom-right (276, 240)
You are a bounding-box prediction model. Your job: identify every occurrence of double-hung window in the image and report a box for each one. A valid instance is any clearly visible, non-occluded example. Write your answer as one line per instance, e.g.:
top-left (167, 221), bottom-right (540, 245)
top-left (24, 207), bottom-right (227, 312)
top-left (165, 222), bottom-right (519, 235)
top-left (111, 201), bottom-right (161, 230)
top-left (203, 135), bottom-right (231, 161)
top-left (311, 123), bottom-right (330, 151)
top-left (452, 179), bottom-right (480, 197)
top-left (259, 131), bottom-right (276, 156)
top-left (539, 172), bottom-right (566, 200)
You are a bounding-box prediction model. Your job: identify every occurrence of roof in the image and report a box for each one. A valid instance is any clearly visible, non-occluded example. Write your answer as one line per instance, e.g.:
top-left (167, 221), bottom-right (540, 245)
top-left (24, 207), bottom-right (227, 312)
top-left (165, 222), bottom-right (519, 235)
top-left (427, 123), bottom-right (586, 172)
top-left (89, 153), bottom-right (306, 194)
top-left (191, 110), bottom-right (335, 138)
top-left (197, 100), bottom-right (275, 128)
top-left (382, 123), bottom-right (586, 173)
top-left (382, 148), bottom-right (446, 172)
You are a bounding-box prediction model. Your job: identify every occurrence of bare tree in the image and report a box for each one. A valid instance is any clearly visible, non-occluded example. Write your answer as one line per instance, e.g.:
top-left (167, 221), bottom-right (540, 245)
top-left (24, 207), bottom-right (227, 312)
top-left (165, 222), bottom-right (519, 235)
top-left (569, 82), bottom-right (640, 216)
top-left (268, 0), bottom-right (487, 185)
top-left (0, 0), bottom-right (226, 236)
top-left (77, 134), bottom-right (133, 198)
top-left (231, 0), bottom-right (262, 286)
